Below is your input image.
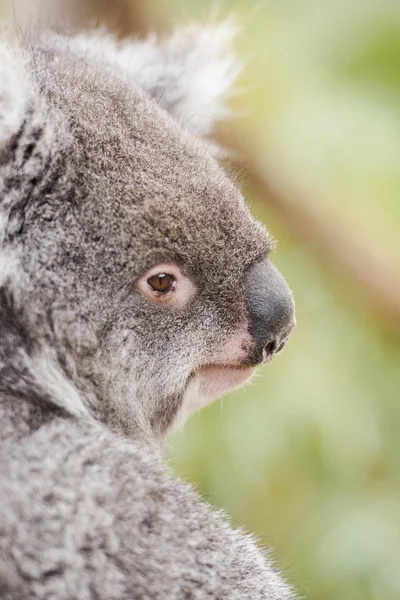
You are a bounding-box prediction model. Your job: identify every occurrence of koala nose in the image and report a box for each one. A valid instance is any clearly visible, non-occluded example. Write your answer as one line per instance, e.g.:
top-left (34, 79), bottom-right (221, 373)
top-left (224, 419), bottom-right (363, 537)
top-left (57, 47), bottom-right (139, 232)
top-left (244, 259), bottom-right (295, 365)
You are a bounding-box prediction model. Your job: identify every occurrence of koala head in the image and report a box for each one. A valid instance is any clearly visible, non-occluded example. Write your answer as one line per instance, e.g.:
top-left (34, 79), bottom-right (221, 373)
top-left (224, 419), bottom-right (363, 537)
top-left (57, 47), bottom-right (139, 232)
top-left (0, 24), bottom-right (295, 443)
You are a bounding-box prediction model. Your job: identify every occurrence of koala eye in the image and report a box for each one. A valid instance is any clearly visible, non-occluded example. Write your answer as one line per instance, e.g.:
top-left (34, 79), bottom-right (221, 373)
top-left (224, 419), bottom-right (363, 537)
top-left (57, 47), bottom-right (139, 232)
top-left (147, 273), bottom-right (176, 293)
top-left (137, 263), bottom-right (196, 308)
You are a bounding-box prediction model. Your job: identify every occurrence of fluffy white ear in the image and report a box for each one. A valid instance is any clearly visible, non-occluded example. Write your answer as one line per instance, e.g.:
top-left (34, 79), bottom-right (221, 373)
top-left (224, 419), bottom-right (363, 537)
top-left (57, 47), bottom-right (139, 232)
top-left (73, 23), bottom-right (240, 138)
top-left (123, 24), bottom-right (240, 137)
top-left (0, 41), bottom-right (28, 150)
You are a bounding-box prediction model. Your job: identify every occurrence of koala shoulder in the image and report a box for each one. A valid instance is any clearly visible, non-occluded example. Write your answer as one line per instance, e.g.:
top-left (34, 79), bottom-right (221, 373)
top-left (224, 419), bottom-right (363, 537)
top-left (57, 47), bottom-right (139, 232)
top-left (0, 417), bottom-right (294, 600)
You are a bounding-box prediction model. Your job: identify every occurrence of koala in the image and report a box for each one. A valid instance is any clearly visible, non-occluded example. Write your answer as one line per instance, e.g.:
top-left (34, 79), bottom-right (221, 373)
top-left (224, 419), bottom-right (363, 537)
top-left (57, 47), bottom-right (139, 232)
top-left (0, 17), bottom-right (296, 600)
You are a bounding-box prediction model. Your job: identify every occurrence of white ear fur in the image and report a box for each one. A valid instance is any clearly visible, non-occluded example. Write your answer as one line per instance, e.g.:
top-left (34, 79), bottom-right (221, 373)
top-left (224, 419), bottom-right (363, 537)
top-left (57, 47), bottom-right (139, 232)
top-left (120, 24), bottom-right (241, 137)
top-left (0, 41), bottom-right (28, 149)
top-left (71, 23), bottom-right (240, 138)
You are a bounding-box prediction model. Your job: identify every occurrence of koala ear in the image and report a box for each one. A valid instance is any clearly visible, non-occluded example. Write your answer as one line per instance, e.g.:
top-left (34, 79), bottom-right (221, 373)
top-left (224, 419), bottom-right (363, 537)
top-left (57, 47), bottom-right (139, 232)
top-left (122, 24), bottom-right (240, 137)
top-left (0, 42), bottom-right (28, 151)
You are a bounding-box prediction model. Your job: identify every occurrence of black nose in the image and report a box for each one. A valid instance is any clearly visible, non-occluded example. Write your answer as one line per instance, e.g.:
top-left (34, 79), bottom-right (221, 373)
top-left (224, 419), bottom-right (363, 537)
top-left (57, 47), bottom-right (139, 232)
top-left (244, 259), bottom-right (295, 365)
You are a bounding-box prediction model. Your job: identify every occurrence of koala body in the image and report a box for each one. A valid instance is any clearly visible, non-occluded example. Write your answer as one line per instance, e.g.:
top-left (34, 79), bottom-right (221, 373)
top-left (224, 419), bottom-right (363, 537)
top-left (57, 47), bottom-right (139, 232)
top-left (0, 21), bottom-right (295, 600)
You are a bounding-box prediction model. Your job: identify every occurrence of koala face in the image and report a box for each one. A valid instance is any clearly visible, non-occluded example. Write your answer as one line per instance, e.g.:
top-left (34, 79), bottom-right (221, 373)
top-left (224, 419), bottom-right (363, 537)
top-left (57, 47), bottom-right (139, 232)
top-left (0, 26), bottom-right (295, 442)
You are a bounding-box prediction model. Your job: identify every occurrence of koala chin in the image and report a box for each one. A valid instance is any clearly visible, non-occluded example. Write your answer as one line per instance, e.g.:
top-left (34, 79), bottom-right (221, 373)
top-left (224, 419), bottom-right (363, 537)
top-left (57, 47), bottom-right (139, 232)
top-left (0, 18), bottom-right (296, 600)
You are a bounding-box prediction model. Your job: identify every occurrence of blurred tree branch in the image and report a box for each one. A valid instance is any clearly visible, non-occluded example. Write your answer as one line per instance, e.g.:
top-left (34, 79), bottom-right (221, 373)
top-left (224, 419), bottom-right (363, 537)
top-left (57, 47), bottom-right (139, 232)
top-left (217, 128), bottom-right (400, 332)
top-left (60, 0), bottom-right (155, 36)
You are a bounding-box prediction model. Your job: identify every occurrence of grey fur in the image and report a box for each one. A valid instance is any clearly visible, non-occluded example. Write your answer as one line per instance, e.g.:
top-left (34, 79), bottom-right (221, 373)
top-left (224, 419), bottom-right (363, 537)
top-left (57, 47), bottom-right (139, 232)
top-left (0, 23), bottom-right (295, 599)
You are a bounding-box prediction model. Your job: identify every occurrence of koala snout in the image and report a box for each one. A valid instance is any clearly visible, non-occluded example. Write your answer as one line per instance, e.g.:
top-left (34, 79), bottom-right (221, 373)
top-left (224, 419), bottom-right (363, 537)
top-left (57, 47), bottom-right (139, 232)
top-left (244, 259), bottom-right (295, 365)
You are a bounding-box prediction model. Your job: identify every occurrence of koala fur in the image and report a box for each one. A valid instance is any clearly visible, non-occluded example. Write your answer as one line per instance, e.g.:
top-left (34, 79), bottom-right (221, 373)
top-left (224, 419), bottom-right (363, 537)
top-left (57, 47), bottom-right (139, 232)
top-left (0, 19), bottom-right (295, 600)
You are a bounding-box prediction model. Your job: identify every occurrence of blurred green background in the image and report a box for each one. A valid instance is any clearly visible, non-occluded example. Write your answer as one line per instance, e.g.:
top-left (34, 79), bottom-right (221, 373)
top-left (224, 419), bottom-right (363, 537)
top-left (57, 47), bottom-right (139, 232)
top-left (161, 2), bottom-right (400, 600)
top-left (5, 1), bottom-right (400, 599)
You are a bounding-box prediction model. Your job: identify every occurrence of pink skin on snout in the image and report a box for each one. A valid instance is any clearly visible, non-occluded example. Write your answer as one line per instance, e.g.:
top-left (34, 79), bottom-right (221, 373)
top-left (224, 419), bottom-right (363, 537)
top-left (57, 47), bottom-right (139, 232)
top-left (196, 321), bottom-right (255, 400)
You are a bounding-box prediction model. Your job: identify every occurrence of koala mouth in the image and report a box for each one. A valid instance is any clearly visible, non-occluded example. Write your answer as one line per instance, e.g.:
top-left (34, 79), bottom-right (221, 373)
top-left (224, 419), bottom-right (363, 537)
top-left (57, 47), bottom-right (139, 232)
top-left (173, 365), bottom-right (255, 429)
top-left (197, 365), bottom-right (255, 400)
